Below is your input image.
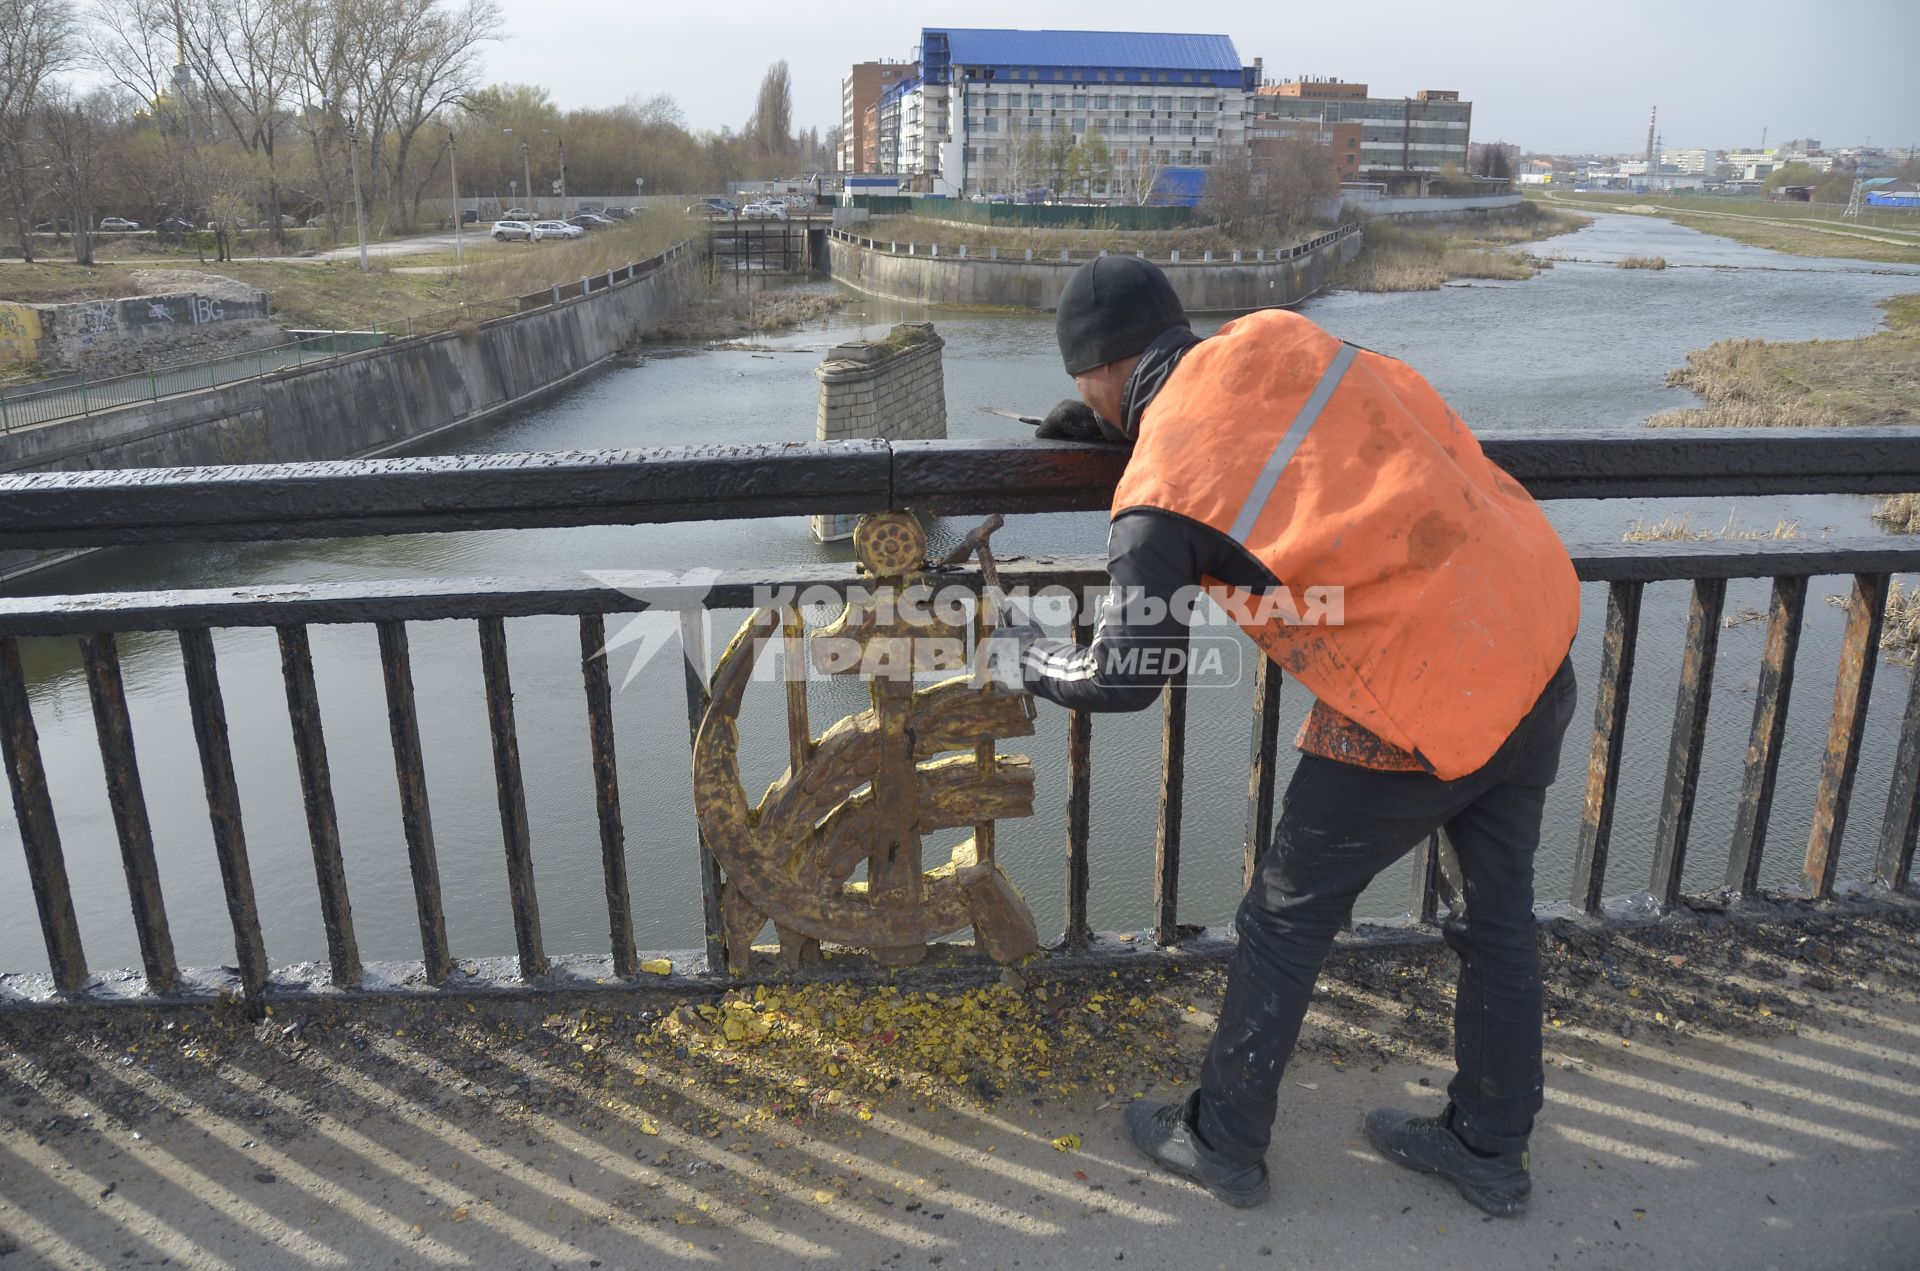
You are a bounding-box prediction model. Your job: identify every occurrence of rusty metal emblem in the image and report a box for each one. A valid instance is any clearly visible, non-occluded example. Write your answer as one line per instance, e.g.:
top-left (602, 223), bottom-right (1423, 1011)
top-left (692, 511), bottom-right (1041, 973)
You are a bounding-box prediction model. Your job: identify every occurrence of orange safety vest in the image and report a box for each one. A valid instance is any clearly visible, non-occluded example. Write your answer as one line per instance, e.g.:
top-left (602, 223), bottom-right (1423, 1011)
top-left (1113, 309), bottom-right (1581, 780)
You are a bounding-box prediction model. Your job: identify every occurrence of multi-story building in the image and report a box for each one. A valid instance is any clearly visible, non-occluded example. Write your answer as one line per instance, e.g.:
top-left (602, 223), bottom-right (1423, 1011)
top-left (841, 61), bottom-right (917, 173)
top-left (879, 27), bottom-right (1258, 200)
top-left (1248, 80), bottom-right (1472, 188)
top-left (1659, 148), bottom-right (1712, 175)
top-left (1248, 117), bottom-right (1365, 183)
top-left (1723, 149), bottom-right (1781, 182)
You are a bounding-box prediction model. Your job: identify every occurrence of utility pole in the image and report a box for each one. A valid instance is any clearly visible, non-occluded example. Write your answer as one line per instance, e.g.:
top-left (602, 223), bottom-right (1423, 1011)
top-left (542, 128), bottom-right (567, 210)
top-left (503, 128), bottom-right (532, 213)
top-left (446, 124), bottom-right (463, 262)
top-left (348, 118), bottom-right (369, 271)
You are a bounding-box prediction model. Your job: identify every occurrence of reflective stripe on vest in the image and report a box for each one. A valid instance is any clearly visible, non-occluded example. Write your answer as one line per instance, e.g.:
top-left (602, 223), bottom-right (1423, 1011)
top-left (1226, 342), bottom-right (1359, 544)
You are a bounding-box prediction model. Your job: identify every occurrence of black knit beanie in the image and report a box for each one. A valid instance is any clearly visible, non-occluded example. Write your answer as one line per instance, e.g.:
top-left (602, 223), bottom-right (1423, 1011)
top-left (1054, 255), bottom-right (1190, 376)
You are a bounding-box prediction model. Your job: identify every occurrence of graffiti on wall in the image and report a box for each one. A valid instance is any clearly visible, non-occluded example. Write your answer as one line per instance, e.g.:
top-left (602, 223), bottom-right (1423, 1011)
top-left (0, 303), bottom-right (43, 368)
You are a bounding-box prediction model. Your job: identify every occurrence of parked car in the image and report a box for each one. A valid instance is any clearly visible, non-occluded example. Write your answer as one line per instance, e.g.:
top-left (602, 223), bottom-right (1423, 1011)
top-left (691, 197), bottom-right (737, 216)
top-left (32, 220), bottom-right (73, 233)
top-left (459, 210), bottom-right (480, 225)
top-left (156, 216), bottom-right (197, 233)
top-left (569, 213), bottom-right (618, 230)
top-left (503, 206), bottom-right (533, 220)
top-left (530, 220), bottom-right (582, 241)
top-left (741, 200), bottom-right (786, 220)
top-left (574, 204), bottom-right (604, 216)
top-left (99, 217), bottom-right (141, 231)
top-left (492, 219), bottom-right (534, 242)
top-left (601, 206), bottom-right (634, 220)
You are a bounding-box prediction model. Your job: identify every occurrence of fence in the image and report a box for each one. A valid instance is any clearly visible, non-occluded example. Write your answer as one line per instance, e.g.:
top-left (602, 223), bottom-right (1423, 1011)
top-left (0, 242), bottom-right (694, 434)
top-left (853, 197), bottom-right (1196, 230)
top-left (826, 221), bottom-right (1359, 266)
top-left (0, 430), bottom-right (1915, 1010)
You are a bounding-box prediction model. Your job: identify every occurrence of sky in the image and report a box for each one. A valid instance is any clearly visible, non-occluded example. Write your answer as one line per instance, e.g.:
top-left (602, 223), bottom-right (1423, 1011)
top-left (486, 0), bottom-right (1918, 156)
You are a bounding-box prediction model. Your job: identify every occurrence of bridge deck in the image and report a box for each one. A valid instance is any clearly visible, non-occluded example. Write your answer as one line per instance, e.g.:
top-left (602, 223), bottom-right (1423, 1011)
top-left (5, 899), bottom-right (1916, 1268)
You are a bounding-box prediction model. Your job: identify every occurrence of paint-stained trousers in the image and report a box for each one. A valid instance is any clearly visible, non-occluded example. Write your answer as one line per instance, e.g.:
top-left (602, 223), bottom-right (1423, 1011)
top-left (1195, 657), bottom-right (1579, 1164)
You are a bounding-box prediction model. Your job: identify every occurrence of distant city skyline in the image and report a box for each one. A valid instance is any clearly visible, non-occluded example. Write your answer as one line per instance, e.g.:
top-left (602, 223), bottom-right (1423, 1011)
top-left (486, 0), bottom-right (1916, 156)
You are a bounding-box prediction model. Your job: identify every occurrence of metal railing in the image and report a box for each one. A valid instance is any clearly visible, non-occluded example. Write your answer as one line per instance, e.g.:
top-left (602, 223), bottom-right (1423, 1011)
top-left (826, 221), bottom-right (1361, 265)
top-left (0, 242), bottom-right (694, 434)
top-left (0, 431), bottom-right (1915, 1010)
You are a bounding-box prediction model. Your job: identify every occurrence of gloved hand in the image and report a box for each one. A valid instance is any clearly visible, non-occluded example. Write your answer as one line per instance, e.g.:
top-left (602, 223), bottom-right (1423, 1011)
top-left (1034, 399), bottom-right (1112, 443)
top-left (976, 605), bottom-right (1042, 691)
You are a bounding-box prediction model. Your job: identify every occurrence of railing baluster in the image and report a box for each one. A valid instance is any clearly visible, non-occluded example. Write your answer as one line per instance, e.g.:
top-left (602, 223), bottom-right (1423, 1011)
top-left (276, 625), bottom-right (360, 987)
top-left (579, 613), bottom-right (636, 979)
top-left (1874, 654), bottom-right (1920, 893)
top-left (1804, 573), bottom-right (1891, 898)
top-left (78, 633), bottom-right (176, 992)
top-left (477, 616), bottom-right (545, 978)
top-left (1064, 591), bottom-right (1092, 947)
top-left (1651, 578), bottom-right (1727, 909)
top-left (1242, 657), bottom-right (1283, 889)
top-left (179, 628), bottom-right (269, 1009)
top-left (782, 608), bottom-right (811, 777)
top-left (375, 621), bottom-right (450, 983)
top-left (0, 637), bottom-right (88, 991)
top-left (1153, 663), bottom-right (1189, 945)
top-left (1727, 576), bottom-right (1807, 895)
top-left (680, 609), bottom-right (726, 975)
top-left (1573, 580), bottom-right (1643, 913)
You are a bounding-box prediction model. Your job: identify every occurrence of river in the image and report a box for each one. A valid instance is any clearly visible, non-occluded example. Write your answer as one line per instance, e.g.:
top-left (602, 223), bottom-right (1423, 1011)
top-left (2, 211), bottom-right (1915, 976)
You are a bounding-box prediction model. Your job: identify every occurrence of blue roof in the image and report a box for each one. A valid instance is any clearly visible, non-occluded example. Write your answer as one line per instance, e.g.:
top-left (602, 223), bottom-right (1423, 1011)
top-left (931, 28), bottom-right (1241, 72)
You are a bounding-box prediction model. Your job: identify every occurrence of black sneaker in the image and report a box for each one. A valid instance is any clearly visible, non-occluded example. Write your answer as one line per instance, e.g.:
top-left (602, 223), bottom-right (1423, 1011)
top-left (1122, 1092), bottom-right (1271, 1209)
top-left (1364, 1107), bottom-right (1531, 1218)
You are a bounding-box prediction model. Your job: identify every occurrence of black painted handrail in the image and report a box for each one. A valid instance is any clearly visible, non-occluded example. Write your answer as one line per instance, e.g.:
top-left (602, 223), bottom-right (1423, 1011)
top-left (0, 430), bottom-right (1915, 548)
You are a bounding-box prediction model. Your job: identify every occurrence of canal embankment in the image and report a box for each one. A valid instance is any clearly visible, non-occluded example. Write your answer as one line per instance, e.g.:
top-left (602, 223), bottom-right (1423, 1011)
top-left (826, 222), bottom-right (1361, 312)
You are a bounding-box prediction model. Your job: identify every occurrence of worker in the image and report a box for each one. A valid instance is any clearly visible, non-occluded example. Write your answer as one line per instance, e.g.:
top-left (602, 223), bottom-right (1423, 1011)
top-left (1005, 256), bottom-right (1582, 1217)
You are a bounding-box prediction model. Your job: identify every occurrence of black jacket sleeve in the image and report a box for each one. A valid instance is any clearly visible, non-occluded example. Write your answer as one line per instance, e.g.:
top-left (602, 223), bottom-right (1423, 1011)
top-left (1021, 510), bottom-right (1203, 712)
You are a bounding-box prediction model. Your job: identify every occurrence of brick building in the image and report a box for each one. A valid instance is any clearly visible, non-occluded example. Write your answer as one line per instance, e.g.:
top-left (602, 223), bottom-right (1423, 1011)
top-left (841, 61), bottom-right (917, 174)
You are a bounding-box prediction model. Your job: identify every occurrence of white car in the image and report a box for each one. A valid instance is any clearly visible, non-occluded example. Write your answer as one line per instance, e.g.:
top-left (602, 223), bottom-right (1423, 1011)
top-left (741, 201), bottom-right (787, 220)
top-left (530, 220), bottom-right (583, 241)
top-left (492, 219), bottom-right (533, 241)
top-left (98, 217), bottom-right (141, 231)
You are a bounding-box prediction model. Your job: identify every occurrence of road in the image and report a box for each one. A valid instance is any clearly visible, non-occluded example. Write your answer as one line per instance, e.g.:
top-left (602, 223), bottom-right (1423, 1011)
top-left (240, 230), bottom-right (472, 264)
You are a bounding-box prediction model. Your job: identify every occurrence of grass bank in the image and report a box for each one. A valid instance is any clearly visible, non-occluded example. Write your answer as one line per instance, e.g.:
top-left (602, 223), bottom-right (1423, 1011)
top-left (1333, 203), bottom-right (1590, 292)
top-left (0, 211), bottom-right (695, 358)
top-left (1538, 191), bottom-right (1920, 266)
top-left (1649, 292), bottom-right (1919, 429)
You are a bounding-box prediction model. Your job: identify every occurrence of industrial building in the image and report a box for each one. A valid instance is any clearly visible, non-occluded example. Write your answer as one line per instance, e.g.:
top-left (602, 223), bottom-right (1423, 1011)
top-left (865, 28), bottom-right (1259, 201)
top-left (840, 61), bottom-right (918, 176)
top-left (1248, 79), bottom-right (1472, 189)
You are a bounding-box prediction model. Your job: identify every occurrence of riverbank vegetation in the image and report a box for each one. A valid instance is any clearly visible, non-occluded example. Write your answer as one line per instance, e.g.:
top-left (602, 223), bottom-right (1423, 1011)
top-left (1333, 204), bottom-right (1590, 292)
top-left (1536, 192), bottom-right (1920, 266)
top-left (1649, 292), bottom-right (1919, 430)
top-left (644, 280), bottom-right (846, 344)
top-left (1619, 255), bottom-right (1667, 269)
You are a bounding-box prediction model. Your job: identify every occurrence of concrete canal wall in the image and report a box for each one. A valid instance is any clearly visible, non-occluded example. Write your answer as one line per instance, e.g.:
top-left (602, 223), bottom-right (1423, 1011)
top-left (0, 247), bottom-right (693, 477)
top-left (0, 245), bottom-right (694, 581)
top-left (824, 225), bottom-right (1363, 313)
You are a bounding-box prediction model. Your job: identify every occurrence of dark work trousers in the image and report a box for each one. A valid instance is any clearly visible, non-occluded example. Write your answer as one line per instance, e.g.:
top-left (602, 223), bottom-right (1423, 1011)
top-left (1195, 657), bottom-right (1578, 1164)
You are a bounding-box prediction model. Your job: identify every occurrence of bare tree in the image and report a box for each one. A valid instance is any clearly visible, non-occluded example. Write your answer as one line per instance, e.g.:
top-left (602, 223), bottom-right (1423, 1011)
top-left (39, 86), bottom-right (117, 263)
top-left (746, 60), bottom-right (791, 169)
top-left (179, 0), bottom-right (296, 240)
top-left (0, 0), bottom-right (76, 260)
top-left (1112, 147), bottom-right (1165, 206)
top-left (1255, 136), bottom-right (1338, 230)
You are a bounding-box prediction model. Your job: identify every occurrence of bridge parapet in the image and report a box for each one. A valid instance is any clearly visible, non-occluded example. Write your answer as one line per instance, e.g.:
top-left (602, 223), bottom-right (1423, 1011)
top-left (0, 431), bottom-right (1915, 1012)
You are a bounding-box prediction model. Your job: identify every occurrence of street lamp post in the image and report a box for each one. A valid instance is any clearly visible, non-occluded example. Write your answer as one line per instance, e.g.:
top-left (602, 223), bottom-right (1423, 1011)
top-left (502, 128), bottom-right (532, 214)
top-left (541, 128), bottom-right (566, 211)
top-left (347, 120), bottom-right (369, 271)
top-left (444, 124), bottom-right (463, 263)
